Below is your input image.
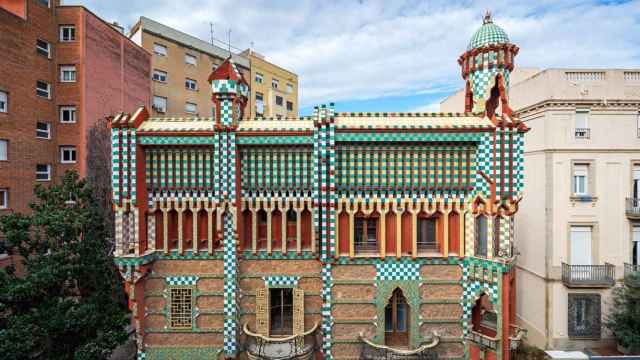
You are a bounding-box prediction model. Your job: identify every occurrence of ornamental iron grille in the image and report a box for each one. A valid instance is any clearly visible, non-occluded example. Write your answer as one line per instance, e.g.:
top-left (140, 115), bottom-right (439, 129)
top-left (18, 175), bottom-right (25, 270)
top-left (170, 287), bottom-right (193, 329)
top-left (567, 293), bottom-right (601, 338)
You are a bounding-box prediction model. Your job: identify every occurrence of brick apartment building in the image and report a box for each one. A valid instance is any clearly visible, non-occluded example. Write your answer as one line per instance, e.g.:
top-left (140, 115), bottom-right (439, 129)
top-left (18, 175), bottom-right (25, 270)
top-left (0, 0), bottom-right (151, 267)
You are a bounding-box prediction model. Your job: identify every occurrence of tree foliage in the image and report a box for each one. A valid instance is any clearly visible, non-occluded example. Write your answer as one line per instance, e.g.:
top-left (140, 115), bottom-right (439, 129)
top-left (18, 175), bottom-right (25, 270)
top-left (605, 278), bottom-right (640, 354)
top-left (0, 171), bottom-right (129, 360)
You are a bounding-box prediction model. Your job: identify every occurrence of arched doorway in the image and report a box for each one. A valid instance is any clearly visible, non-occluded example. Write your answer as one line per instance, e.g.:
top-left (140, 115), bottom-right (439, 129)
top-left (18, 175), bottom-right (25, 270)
top-left (384, 288), bottom-right (410, 347)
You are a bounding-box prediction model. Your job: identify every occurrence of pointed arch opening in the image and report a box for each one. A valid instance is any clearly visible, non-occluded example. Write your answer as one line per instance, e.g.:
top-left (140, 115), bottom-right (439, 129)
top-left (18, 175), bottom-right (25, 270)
top-left (384, 288), bottom-right (410, 347)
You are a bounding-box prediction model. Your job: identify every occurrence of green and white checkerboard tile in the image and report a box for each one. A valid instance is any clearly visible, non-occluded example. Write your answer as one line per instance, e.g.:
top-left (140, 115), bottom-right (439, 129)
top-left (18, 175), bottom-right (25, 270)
top-left (467, 22), bottom-right (509, 50)
top-left (375, 262), bottom-right (421, 281)
top-left (321, 263), bottom-right (333, 359)
top-left (263, 276), bottom-right (300, 288)
top-left (165, 276), bottom-right (199, 286)
top-left (336, 132), bottom-right (486, 143)
top-left (220, 99), bottom-right (233, 127)
top-left (112, 129), bottom-right (121, 205)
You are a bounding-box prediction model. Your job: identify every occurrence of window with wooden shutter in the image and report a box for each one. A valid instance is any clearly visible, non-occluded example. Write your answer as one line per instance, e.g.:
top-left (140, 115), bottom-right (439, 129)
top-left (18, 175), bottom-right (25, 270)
top-left (293, 288), bottom-right (304, 335)
top-left (256, 287), bottom-right (269, 336)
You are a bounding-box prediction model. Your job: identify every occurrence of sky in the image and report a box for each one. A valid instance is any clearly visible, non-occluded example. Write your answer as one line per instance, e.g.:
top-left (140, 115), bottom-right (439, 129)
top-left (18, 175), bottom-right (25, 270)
top-left (65, 0), bottom-right (640, 115)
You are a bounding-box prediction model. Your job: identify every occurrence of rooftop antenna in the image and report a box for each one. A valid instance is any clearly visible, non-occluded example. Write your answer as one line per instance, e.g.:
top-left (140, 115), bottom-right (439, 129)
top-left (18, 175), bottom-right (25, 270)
top-left (209, 22), bottom-right (214, 45)
top-left (227, 29), bottom-right (232, 55)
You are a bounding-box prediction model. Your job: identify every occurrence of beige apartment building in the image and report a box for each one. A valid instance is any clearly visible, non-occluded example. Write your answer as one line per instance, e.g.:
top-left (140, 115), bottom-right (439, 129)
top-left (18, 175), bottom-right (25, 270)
top-left (443, 68), bottom-right (640, 350)
top-left (240, 48), bottom-right (298, 118)
top-left (129, 17), bottom-right (298, 118)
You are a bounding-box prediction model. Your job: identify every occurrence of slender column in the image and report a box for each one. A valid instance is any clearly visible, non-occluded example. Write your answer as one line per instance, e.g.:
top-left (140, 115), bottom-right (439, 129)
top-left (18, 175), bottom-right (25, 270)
top-left (409, 201), bottom-right (418, 259)
top-left (334, 200), bottom-right (342, 258)
top-left (192, 199), bottom-right (199, 253)
top-left (249, 199), bottom-right (257, 253)
top-left (394, 202), bottom-right (402, 259)
top-left (443, 202), bottom-right (450, 257)
top-left (177, 200), bottom-right (184, 255)
top-left (215, 205), bottom-right (223, 252)
top-left (347, 202), bottom-right (356, 258)
top-left (207, 203), bottom-right (214, 255)
top-left (309, 200), bottom-right (316, 254)
top-left (459, 202), bottom-right (465, 257)
top-left (162, 201), bottom-right (169, 254)
top-left (266, 200), bottom-right (273, 254)
top-left (378, 201), bottom-right (388, 259)
top-left (295, 203), bottom-right (303, 254)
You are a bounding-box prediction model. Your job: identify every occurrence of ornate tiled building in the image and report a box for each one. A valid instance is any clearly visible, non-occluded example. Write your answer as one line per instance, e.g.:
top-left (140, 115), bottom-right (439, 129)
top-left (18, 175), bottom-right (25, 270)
top-left (112, 13), bottom-right (527, 360)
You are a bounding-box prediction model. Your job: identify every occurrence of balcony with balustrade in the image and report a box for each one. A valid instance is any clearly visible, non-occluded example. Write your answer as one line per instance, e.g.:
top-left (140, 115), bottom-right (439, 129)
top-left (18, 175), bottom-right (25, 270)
top-left (624, 263), bottom-right (640, 288)
top-left (625, 198), bottom-right (640, 219)
top-left (561, 263), bottom-right (615, 288)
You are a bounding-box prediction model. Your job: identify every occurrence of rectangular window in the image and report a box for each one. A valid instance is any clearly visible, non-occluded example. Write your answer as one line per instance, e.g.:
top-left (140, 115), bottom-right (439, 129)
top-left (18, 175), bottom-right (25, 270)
top-left (570, 226), bottom-right (592, 265)
top-left (169, 287), bottom-right (193, 328)
top-left (153, 43), bottom-right (167, 56)
top-left (256, 92), bottom-right (264, 116)
top-left (36, 122), bottom-right (50, 139)
top-left (272, 78), bottom-right (279, 89)
top-left (152, 69), bottom-right (167, 83)
top-left (568, 294), bottom-right (601, 338)
top-left (275, 95), bottom-right (283, 106)
top-left (36, 81), bottom-right (50, 99)
top-left (185, 53), bottom-right (197, 65)
top-left (573, 164), bottom-right (589, 195)
top-left (36, 164), bottom-right (51, 181)
top-left (37, 0), bottom-right (50, 7)
top-left (0, 189), bottom-right (7, 210)
top-left (493, 216), bottom-right (501, 257)
top-left (575, 109), bottom-right (590, 139)
top-left (152, 96), bottom-right (167, 113)
top-left (355, 217), bottom-right (378, 254)
top-left (417, 217), bottom-right (438, 252)
top-left (637, 112), bottom-right (640, 138)
top-left (36, 39), bottom-right (51, 58)
top-left (59, 146), bottom-right (77, 164)
top-left (59, 25), bottom-right (75, 42)
top-left (0, 90), bottom-right (7, 112)
top-left (255, 73), bottom-right (263, 84)
top-left (185, 102), bottom-right (197, 114)
top-left (632, 226), bottom-right (640, 266)
top-left (59, 106), bottom-right (76, 123)
top-left (269, 288), bottom-right (293, 336)
top-left (286, 101), bottom-right (293, 111)
top-left (0, 139), bottom-right (7, 161)
top-left (286, 83), bottom-right (293, 93)
top-left (185, 78), bottom-right (197, 91)
top-left (475, 215), bottom-right (488, 257)
top-left (60, 65), bottom-right (77, 82)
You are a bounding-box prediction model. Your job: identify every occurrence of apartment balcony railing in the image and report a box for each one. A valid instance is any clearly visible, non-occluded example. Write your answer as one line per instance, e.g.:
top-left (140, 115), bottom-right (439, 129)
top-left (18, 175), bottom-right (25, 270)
top-left (417, 241), bottom-right (439, 253)
top-left (467, 330), bottom-right (498, 351)
top-left (624, 263), bottom-right (640, 288)
top-left (625, 198), bottom-right (640, 219)
top-left (242, 322), bottom-right (319, 360)
top-left (561, 263), bottom-right (615, 288)
top-left (359, 331), bottom-right (440, 360)
top-left (355, 240), bottom-right (378, 255)
top-left (574, 128), bottom-right (590, 139)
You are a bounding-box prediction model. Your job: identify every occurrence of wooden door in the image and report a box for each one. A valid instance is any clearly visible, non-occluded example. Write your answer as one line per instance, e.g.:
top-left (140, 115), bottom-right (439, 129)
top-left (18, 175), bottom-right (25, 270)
top-left (384, 288), bottom-right (409, 347)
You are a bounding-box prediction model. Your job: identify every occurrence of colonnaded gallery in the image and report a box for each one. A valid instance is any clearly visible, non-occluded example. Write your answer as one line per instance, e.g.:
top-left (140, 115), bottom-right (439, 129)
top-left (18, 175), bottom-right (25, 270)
top-left (111, 13), bottom-right (528, 360)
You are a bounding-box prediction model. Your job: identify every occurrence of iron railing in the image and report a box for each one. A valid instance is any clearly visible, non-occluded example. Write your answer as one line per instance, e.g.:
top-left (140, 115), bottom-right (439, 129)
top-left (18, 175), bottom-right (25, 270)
top-left (417, 241), bottom-right (439, 253)
top-left (359, 332), bottom-right (440, 360)
top-left (624, 263), bottom-right (640, 288)
top-left (242, 322), bottom-right (320, 360)
top-left (467, 330), bottom-right (498, 351)
top-left (355, 240), bottom-right (378, 254)
top-left (574, 128), bottom-right (590, 139)
top-left (561, 263), bottom-right (615, 287)
top-left (626, 198), bottom-right (640, 217)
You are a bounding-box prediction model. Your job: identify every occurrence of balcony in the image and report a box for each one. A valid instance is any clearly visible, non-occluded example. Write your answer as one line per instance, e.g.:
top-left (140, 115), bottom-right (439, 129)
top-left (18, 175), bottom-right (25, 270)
top-left (574, 128), bottom-right (590, 139)
top-left (242, 322), bottom-right (319, 360)
top-left (359, 332), bottom-right (440, 360)
top-left (624, 263), bottom-right (640, 288)
top-left (625, 198), bottom-right (640, 219)
top-left (509, 325), bottom-right (527, 351)
top-left (467, 330), bottom-right (498, 351)
top-left (561, 263), bottom-right (615, 288)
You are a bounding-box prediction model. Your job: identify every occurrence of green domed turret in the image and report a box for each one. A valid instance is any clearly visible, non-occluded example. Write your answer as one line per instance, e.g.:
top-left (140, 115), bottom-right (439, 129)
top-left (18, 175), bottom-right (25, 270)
top-left (467, 12), bottom-right (510, 50)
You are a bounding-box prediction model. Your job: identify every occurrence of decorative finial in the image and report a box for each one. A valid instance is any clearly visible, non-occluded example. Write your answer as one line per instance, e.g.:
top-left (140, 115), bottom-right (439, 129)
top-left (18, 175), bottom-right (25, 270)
top-left (483, 10), bottom-right (492, 24)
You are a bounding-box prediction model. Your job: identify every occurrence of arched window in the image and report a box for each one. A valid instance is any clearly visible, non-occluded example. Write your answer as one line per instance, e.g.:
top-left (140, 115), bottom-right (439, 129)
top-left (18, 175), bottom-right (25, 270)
top-left (385, 288), bottom-right (409, 347)
top-left (475, 215), bottom-right (488, 257)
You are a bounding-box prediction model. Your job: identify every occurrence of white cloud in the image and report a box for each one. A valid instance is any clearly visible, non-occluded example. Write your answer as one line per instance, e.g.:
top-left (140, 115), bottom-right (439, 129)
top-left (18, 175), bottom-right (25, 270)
top-left (67, 0), bottom-right (640, 108)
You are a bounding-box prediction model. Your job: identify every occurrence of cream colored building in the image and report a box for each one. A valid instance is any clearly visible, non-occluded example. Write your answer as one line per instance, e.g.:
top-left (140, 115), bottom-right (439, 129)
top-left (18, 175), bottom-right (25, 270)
top-left (240, 49), bottom-right (298, 119)
top-left (442, 68), bottom-right (640, 350)
top-left (130, 17), bottom-right (298, 118)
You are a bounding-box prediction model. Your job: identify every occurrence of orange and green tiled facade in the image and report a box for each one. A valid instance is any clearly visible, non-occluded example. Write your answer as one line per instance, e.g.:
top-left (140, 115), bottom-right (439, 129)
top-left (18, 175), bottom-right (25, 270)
top-left (111, 14), bottom-right (527, 360)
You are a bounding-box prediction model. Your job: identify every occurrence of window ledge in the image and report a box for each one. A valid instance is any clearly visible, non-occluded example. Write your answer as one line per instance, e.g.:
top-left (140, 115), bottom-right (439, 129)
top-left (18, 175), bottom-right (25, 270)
top-left (570, 195), bottom-right (598, 203)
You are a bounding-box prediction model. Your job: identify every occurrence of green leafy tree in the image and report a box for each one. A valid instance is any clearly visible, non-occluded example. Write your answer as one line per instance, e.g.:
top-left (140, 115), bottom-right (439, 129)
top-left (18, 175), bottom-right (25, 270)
top-left (605, 279), bottom-right (640, 354)
top-left (0, 171), bottom-right (129, 360)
